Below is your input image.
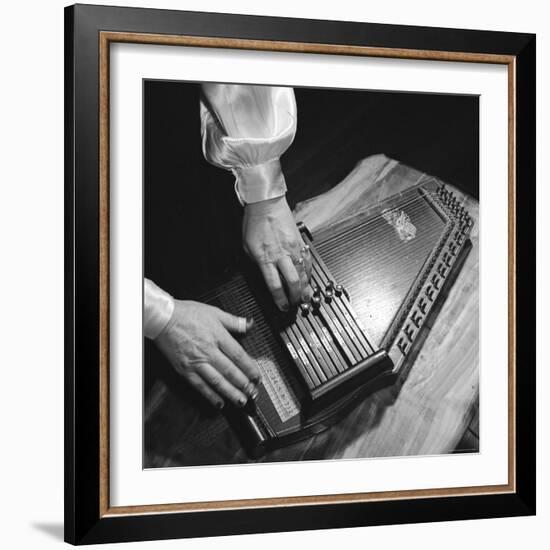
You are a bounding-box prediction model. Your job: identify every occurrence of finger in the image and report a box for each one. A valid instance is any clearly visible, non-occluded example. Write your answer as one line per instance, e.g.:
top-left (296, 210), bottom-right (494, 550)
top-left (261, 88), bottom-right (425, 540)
top-left (297, 259), bottom-right (312, 302)
top-left (212, 350), bottom-right (259, 400)
top-left (186, 371), bottom-right (225, 410)
top-left (277, 255), bottom-right (302, 305)
top-left (259, 262), bottom-right (289, 311)
top-left (214, 309), bottom-right (254, 335)
top-left (301, 243), bottom-right (313, 282)
top-left (198, 363), bottom-right (249, 408)
top-left (219, 333), bottom-right (262, 385)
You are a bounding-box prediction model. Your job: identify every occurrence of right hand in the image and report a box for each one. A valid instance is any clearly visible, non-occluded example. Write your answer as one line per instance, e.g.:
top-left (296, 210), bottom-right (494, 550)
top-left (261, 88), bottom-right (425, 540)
top-left (155, 300), bottom-right (261, 410)
top-left (242, 196), bottom-right (312, 311)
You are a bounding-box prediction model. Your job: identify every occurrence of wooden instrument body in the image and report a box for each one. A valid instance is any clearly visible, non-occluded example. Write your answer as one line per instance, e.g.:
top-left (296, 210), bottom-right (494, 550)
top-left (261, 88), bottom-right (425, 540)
top-left (144, 155), bottom-right (479, 467)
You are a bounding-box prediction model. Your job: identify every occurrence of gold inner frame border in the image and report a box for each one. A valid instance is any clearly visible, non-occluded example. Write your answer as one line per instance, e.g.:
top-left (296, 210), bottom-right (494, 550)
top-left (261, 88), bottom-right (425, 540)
top-left (97, 31), bottom-right (517, 518)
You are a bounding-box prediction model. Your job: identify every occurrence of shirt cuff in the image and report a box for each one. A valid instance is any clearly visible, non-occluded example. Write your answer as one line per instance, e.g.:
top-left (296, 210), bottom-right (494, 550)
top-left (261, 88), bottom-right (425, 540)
top-left (144, 279), bottom-right (175, 340)
top-left (233, 158), bottom-right (287, 205)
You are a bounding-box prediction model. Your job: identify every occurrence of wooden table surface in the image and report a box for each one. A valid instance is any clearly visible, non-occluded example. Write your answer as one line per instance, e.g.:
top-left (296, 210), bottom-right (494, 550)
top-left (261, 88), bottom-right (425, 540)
top-left (144, 154), bottom-right (479, 468)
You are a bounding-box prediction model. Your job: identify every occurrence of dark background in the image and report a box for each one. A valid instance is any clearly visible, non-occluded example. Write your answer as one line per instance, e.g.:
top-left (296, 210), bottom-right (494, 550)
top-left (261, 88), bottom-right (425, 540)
top-left (144, 82), bottom-right (479, 393)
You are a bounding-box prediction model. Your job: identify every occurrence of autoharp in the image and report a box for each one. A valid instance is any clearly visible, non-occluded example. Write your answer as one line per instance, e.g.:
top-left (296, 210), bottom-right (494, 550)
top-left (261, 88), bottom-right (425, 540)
top-left (202, 178), bottom-right (473, 455)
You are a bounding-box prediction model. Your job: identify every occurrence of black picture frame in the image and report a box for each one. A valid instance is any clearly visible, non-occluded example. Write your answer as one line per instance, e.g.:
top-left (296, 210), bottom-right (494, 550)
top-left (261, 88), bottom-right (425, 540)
top-left (65, 3), bottom-right (536, 545)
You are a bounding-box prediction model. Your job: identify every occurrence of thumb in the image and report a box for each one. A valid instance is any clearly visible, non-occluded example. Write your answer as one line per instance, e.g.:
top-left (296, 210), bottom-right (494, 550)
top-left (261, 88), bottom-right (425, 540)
top-left (215, 310), bottom-right (254, 335)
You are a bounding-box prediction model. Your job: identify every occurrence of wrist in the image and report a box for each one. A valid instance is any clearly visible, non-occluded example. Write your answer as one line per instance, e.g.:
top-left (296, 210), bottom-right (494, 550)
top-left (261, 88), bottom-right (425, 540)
top-left (144, 279), bottom-right (175, 340)
top-left (244, 195), bottom-right (288, 218)
top-left (234, 158), bottom-right (287, 205)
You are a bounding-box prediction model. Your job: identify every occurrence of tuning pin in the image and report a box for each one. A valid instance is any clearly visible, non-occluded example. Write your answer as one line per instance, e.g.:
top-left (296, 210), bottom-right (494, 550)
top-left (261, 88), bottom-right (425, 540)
top-left (425, 285), bottom-right (434, 301)
top-left (300, 302), bottom-right (311, 316)
top-left (397, 337), bottom-right (409, 355)
top-left (334, 284), bottom-right (343, 297)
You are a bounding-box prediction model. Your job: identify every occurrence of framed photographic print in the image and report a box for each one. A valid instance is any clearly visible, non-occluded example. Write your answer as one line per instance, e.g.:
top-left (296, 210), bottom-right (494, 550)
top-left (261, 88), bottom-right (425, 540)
top-left (64, 3), bottom-right (536, 545)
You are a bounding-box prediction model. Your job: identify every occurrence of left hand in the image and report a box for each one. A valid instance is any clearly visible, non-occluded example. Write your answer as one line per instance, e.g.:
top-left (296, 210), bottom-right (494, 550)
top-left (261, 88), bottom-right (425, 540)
top-left (242, 196), bottom-right (312, 311)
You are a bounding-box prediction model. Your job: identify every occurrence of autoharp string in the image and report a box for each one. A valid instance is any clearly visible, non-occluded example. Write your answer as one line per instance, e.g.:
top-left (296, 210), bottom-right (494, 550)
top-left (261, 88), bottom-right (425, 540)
top-left (321, 219), bottom-right (440, 285)
top-left (319, 200), bottom-right (445, 277)
top-left (320, 187), bottom-right (466, 252)
top-left (318, 196), bottom-right (445, 264)
top-left (320, 220), bottom-right (443, 272)
top-left (219, 279), bottom-right (317, 393)
top-left (318, 190), bottom-right (447, 254)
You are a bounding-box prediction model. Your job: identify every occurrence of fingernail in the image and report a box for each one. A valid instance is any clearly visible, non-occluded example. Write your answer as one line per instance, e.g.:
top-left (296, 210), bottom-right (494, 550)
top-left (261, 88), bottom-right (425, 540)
top-left (250, 387), bottom-right (259, 401)
top-left (245, 382), bottom-right (259, 399)
top-left (246, 317), bottom-right (254, 330)
top-left (238, 396), bottom-right (247, 408)
top-left (215, 400), bottom-right (224, 410)
top-left (279, 302), bottom-right (289, 312)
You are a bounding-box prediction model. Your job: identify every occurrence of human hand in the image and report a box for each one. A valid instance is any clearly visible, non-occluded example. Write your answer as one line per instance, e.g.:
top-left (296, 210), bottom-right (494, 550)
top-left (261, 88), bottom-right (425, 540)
top-left (155, 300), bottom-right (261, 410)
top-left (242, 196), bottom-right (312, 311)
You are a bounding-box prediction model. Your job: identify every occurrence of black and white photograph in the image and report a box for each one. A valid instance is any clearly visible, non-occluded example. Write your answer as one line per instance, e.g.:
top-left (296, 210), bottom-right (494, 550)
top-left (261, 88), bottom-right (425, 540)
top-left (143, 81), bottom-right (480, 467)
top-left (56, 2), bottom-right (538, 546)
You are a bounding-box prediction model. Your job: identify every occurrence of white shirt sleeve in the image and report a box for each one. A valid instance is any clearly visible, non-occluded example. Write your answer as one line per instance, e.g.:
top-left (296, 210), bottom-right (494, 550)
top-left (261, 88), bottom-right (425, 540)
top-left (200, 84), bottom-right (297, 205)
top-left (144, 278), bottom-right (175, 340)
